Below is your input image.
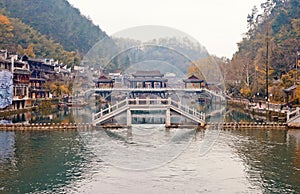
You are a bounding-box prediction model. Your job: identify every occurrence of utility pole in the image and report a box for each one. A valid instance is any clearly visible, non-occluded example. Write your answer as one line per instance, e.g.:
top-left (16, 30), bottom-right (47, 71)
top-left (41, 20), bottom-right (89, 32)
top-left (266, 27), bottom-right (269, 111)
top-left (297, 49), bottom-right (300, 84)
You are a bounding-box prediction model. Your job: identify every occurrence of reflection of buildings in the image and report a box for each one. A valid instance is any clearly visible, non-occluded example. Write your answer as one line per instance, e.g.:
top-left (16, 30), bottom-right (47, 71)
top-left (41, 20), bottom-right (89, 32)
top-left (287, 130), bottom-right (300, 171)
top-left (0, 131), bottom-right (15, 163)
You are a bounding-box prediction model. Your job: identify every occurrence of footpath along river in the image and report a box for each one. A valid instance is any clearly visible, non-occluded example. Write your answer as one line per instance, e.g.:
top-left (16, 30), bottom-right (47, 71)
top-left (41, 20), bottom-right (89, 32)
top-left (0, 109), bottom-right (299, 193)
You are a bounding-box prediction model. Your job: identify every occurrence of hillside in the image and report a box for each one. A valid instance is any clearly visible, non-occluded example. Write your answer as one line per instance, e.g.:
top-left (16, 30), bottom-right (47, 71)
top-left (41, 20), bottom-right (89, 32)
top-left (224, 0), bottom-right (300, 100)
top-left (0, 0), bottom-right (108, 54)
top-left (0, 13), bottom-right (80, 66)
top-left (101, 36), bottom-right (209, 73)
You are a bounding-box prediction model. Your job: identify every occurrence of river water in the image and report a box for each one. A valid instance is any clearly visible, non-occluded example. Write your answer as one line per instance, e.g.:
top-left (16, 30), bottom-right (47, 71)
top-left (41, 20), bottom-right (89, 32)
top-left (0, 109), bottom-right (300, 193)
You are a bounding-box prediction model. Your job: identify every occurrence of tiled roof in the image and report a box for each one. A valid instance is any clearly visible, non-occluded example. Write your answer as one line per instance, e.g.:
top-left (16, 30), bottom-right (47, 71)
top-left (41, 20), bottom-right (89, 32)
top-left (183, 75), bottom-right (203, 83)
top-left (95, 75), bottom-right (114, 83)
top-left (14, 69), bottom-right (31, 75)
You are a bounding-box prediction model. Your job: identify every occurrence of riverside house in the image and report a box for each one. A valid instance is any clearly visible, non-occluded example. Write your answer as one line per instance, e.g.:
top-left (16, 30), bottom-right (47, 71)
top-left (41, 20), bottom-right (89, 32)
top-left (0, 50), bottom-right (72, 111)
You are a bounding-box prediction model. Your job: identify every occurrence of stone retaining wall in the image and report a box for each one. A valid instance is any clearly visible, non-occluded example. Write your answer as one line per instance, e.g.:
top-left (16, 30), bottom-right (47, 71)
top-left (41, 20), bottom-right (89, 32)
top-left (0, 122), bottom-right (292, 131)
top-left (0, 123), bottom-right (93, 131)
top-left (209, 122), bottom-right (287, 129)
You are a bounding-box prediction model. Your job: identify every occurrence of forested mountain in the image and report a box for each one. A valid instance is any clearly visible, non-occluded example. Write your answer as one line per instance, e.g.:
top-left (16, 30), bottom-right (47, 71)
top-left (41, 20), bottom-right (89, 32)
top-left (104, 37), bottom-right (209, 73)
top-left (0, 13), bottom-right (80, 66)
top-left (224, 0), bottom-right (300, 101)
top-left (0, 0), bottom-right (108, 54)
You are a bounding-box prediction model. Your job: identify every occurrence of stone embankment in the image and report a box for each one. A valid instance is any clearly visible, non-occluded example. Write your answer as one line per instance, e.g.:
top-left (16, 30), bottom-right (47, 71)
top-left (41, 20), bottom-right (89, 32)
top-left (209, 122), bottom-right (287, 129)
top-left (0, 123), bottom-right (92, 131)
top-left (0, 122), bottom-right (291, 131)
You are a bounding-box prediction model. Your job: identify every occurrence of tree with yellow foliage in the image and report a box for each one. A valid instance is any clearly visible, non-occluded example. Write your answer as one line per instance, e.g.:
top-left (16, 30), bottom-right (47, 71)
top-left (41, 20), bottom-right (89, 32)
top-left (0, 14), bottom-right (14, 48)
top-left (240, 84), bottom-right (251, 98)
top-left (25, 44), bottom-right (36, 58)
top-left (47, 81), bottom-right (71, 97)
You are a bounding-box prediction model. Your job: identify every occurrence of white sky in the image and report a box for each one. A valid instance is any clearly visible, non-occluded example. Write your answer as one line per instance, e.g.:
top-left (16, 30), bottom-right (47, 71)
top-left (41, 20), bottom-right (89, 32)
top-left (68, 0), bottom-right (265, 58)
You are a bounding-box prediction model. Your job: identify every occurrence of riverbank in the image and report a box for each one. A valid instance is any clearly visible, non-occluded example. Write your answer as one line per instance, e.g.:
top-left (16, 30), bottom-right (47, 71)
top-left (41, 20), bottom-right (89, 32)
top-left (0, 123), bottom-right (89, 131)
top-left (0, 99), bottom-right (60, 118)
top-left (228, 99), bottom-right (287, 122)
top-left (0, 107), bottom-right (37, 117)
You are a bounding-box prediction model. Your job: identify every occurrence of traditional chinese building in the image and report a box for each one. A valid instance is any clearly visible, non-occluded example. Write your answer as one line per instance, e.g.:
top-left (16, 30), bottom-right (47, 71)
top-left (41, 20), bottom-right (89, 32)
top-left (0, 50), bottom-right (12, 72)
top-left (23, 57), bottom-right (57, 81)
top-left (127, 71), bottom-right (168, 88)
top-left (22, 56), bottom-right (56, 100)
top-left (12, 57), bottom-right (31, 109)
top-left (183, 75), bottom-right (204, 88)
top-left (95, 75), bottom-right (114, 88)
top-left (0, 51), bottom-right (32, 110)
top-left (29, 77), bottom-right (50, 99)
top-left (54, 65), bottom-right (71, 82)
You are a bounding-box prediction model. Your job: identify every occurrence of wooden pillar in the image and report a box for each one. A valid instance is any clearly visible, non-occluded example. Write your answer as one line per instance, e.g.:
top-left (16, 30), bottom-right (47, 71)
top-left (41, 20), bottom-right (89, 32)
top-left (127, 109), bottom-right (132, 127)
top-left (26, 86), bottom-right (29, 98)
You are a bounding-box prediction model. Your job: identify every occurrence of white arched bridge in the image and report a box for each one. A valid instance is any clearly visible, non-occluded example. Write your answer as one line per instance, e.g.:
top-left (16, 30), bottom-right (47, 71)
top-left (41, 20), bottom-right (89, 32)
top-left (92, 97), bottom-right (206, 127)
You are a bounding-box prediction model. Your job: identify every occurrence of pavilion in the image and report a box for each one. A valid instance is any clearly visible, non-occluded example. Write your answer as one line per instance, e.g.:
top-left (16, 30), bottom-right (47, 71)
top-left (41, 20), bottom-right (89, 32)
top-left (95, 75), bottom-right (114, 88)
top-left (183, 75), bottom-right (204, 88)
top-left (128, 71), bottom-right (168, 88)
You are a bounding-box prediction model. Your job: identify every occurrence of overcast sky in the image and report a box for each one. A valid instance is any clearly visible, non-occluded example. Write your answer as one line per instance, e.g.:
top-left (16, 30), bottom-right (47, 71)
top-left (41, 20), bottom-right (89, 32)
top-left (68, 0), bottom-right (265, 58)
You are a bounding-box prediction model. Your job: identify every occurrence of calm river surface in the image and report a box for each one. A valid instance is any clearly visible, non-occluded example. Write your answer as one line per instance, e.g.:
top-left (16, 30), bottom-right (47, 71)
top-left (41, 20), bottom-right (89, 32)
top-left (0, 110), bottom-right (300, 193)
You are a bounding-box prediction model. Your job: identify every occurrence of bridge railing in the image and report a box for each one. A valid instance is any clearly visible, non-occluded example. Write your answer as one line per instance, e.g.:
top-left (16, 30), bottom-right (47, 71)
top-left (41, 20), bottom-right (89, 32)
top-left (287, 107), bottom-right (300, 122)
top-left (93, 98), bottom-right (128, 120)
top-left (170, 99), bottom-right (205, 121)
top-left (127, 97), bottom-right (169, 105)
top-left (93, 97), bottom-right (206, 122)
